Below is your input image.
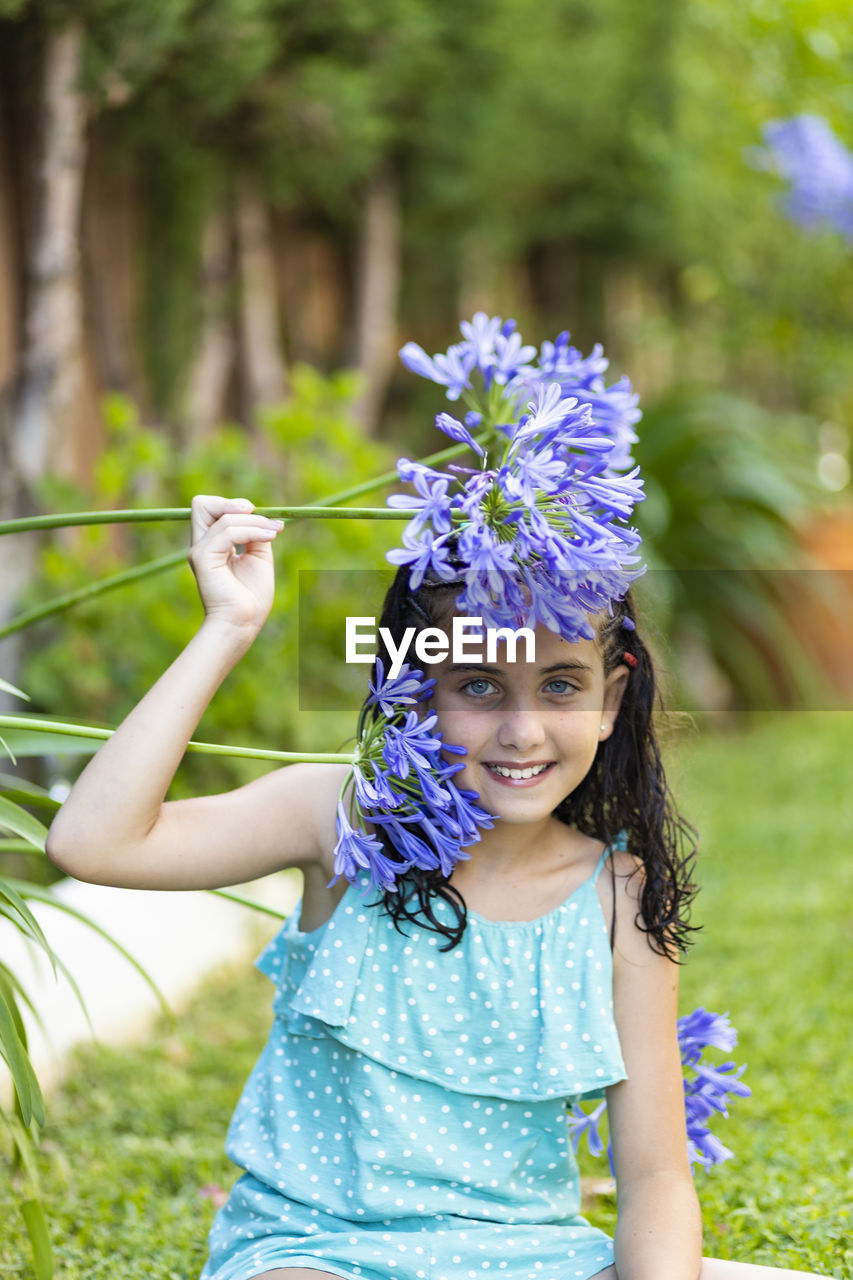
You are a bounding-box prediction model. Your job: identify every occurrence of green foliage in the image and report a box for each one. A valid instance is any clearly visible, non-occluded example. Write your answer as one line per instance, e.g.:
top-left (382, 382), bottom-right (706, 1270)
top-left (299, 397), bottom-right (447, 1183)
top-left (584, 711), bottom-right (853, 1274)
top-left (633, 391), bottom-right (829, 708)
top-left (459, 0), bottom-right (678, 255)
top-left (664, 0), bottom-right (853, 424)
top-left (0, 684), bottom-right (62, 1280)
top-left (136, 136), bottom-right (217, 420)
top-left (21, 374), bottom-right (397, 795)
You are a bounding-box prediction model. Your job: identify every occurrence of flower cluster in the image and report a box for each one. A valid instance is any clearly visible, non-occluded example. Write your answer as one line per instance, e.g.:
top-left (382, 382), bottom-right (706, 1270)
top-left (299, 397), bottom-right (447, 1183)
top-left (331, 660), bottom-right (494, 893)
top-left (390, 314), bottom-right (645, 642)
top-left (757, 114), bottom-right (853, 245)
top-left (678, 1006), bottom-right (752, 1168)
top-left (567, 1007), bottom-right (751, 1174)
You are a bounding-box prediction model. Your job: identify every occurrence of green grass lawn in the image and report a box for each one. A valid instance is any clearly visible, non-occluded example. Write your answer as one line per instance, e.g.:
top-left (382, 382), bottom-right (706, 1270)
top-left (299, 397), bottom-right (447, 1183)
top-left (2, 713), bottom-right (851, 1278)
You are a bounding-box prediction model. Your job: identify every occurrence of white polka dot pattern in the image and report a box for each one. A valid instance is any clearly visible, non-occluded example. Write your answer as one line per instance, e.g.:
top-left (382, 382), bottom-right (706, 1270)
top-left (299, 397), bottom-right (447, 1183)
top-left (200, 852), bottom-right (624, 1280)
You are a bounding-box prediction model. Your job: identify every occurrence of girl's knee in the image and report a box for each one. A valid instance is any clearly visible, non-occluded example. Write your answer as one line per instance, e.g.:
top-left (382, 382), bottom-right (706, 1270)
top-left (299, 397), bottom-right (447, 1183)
top-left (250, 1270), bottom-right (346, 1280)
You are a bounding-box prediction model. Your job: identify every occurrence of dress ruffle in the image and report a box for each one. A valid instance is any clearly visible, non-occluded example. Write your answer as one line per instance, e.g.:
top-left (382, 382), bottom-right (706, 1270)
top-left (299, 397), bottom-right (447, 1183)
top-left (256, 867), bottom-right (626, 1103)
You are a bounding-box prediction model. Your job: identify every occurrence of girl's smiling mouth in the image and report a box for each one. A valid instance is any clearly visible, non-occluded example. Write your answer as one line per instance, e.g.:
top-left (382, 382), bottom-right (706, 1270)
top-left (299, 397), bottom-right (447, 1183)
top-left (484, 760), bottom-right (555, 784)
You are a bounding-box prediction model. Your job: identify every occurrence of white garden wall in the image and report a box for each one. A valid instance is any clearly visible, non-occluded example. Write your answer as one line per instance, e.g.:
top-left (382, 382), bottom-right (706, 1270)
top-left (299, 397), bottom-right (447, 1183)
top-left (1, 870), bottom-right (301, 1101)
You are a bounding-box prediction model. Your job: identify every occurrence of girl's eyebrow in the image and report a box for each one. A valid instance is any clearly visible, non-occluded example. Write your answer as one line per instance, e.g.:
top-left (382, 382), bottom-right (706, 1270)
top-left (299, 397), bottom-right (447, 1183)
top-left (540, 661), bottom-right (594, 674)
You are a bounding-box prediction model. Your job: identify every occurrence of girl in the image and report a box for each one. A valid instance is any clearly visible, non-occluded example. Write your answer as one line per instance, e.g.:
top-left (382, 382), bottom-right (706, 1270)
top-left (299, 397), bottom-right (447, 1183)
top-left (46, 495), bottom-right (833, 1280)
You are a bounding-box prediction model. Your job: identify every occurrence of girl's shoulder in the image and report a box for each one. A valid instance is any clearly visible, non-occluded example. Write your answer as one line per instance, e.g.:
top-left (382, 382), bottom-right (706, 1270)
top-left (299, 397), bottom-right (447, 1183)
top-left (596, 845), bottom-right (653, 959)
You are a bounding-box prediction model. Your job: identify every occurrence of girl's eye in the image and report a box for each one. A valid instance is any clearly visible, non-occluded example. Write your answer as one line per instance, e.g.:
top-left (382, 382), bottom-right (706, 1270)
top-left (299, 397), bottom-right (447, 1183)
top-left (545, 678), bottom-right (577, 695)
top-left (461, 677), bottom-right (497, 698)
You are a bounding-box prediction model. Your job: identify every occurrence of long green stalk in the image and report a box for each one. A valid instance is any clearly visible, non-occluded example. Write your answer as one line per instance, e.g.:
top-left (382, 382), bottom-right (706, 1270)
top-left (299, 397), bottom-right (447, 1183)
top-left (311, 436), bottom-right (483, 506)
top-left (0, 435), bottom-right (483, 637)
top-left (0, 551), bottom-right (187, 641)
top-left (0, 715), bottom-right (354, 765)
top-left (0, 506), bottom-right (413, 535)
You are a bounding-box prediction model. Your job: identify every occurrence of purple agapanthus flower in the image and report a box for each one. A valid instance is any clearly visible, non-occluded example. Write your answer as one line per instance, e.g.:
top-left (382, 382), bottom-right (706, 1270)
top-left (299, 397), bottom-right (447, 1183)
top-left (567, 1099), bottom-right (608, 1160)
top-left (331, 662), bottom-right (494, 894)
top-left (677, 1007), bottom-right (738, 1067)
top-left (387, 464), bottom-right (454, 535)
top-left (433, 412), bottom-right (486, 458)
top-left (757, 114), bottom-right (853, 244)
top-left (568, 1004), bottom-right (750, 1175)
top-left (386, 526), bottom-right (458, 591)
top-left (366, 658), bottom-right (435, 717)
top-left (389, 315), bottom-right (646, 642)
top-left (459, 312), bottom-right (503, 371)
top-left (399, 340), bottom-right (475, 399)
top-left (332, 803), bottom-right (392, 890)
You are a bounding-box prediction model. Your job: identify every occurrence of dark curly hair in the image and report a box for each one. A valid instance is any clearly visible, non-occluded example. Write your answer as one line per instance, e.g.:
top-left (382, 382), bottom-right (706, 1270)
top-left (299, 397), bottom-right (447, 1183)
top-left (361, 566), bottom-right (698, 960)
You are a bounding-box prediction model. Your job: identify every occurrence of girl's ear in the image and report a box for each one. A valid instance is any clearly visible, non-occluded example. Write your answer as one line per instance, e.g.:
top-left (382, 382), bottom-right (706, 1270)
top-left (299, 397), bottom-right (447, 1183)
top-left (599, 665), bottom-right (630, 740)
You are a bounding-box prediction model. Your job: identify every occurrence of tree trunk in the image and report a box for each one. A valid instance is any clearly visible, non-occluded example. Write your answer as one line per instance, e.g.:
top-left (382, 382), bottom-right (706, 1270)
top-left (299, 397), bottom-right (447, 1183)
top-left (1, 21), bottom-right (87, 697)
top-left (11, 20), bottom-right (87, 491)
top-left (235, 176), bottom-right (288, 423)
top-left (182, 199), bottom-right (238, 441)
top-left (349, 167), bottom-right (400, 434)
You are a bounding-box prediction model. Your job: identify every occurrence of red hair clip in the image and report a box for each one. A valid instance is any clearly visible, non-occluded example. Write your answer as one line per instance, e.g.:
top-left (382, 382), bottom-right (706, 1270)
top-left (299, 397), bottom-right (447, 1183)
top-left (623, 651), bottom-right (638, 668)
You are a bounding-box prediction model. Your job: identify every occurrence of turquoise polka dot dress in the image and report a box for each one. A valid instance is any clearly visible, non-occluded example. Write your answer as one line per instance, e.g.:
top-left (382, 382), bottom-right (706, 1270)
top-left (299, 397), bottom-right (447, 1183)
top-left (201, 850), bottom-right (626, 1280)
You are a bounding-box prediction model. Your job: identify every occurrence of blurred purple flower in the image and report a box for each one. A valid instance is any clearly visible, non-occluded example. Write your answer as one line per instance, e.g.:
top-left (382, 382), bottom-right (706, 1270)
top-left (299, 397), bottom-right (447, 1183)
top-left (567, 1099), bottom-right (608, 1160)
top-left (758, 114), bottom-right (853, 243)
top-left (399, 340), bottom-right (475, 399)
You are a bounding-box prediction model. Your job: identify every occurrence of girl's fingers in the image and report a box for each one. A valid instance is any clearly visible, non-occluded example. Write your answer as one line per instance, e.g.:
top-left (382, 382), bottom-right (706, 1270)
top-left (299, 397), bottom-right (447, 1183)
top-left (190, 495), bottom-right (256, 544)
top-left (191, 511), bottom-right (284, 554)
top-left (204, 519), bottom-right (283, 550)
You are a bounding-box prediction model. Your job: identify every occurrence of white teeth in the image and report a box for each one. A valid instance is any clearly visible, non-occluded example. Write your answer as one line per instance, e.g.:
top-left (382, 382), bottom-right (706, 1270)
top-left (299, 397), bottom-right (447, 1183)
top-left (488, 763), bottom-right (550, 779)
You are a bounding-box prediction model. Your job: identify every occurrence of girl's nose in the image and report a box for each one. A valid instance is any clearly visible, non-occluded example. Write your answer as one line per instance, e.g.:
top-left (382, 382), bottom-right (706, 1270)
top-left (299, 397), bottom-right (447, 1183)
top-left (496, 704), bottom-right (546, 753)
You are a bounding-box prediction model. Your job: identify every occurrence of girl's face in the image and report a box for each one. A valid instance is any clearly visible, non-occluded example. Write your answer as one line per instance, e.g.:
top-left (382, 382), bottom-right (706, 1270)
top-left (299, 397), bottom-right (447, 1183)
top-left (426, 623), bottom-right (627, 828)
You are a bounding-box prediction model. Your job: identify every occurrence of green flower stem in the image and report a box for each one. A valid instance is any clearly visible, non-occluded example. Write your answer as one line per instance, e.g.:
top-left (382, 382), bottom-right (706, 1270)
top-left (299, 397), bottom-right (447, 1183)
top-left (0, 431), bottom-right (486, 637)
top-left (208, 888), bottom-right (289, 920)
top-left (0, 431), bottom-right (488, 538)
top-left (0, 551), bottom-right (187, 642)
top-left (309, 434), bottom-right (487, 506)
top-left (0, 507), bottom-right (414, 536)
top-left (0, 716), bottom-right (354, 766)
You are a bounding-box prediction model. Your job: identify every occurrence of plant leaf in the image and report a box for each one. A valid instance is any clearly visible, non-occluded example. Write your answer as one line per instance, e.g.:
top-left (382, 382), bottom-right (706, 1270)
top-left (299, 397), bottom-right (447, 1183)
top-left (7, 878), bottom-right (172, 1021)
top-left (0, 880), bottom-right (58, 974)
top-left (0, 774), bottom-right (61, 813)
top-left (0, 960), bottom-right (47, 1038)
top-left (0, 676), bottom-right (30, 701)
top-left (0, 796), bottom-right (49, 849)
top-left (0, 882), bottom-right (94, 1034)
top-left (20, 1199), bottom-right (54, 1280)
top-left (1, 1108), bottom-right (45, 1192)
top-left (0, 986), bottom-right (44, 1127)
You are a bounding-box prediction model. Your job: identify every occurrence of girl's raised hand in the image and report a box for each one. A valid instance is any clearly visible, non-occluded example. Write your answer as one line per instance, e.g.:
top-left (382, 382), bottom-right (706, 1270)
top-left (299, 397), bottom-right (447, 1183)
top-left (188, 495), bottom-right (284, 635)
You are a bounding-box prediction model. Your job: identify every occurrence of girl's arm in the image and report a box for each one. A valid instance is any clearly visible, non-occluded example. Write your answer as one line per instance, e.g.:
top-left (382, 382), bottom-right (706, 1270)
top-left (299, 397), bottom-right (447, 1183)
top-left (606, 862), bottom-right (703, 1280)
top-left (46, 495), bottom-right (343, 891)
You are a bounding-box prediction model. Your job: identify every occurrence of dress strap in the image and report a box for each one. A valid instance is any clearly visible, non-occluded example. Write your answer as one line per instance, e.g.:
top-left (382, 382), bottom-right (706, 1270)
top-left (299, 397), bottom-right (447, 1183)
top-left (594, 828), bottom-right (628, 880)
top-left (593, 845), bottom-right (612, 883)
